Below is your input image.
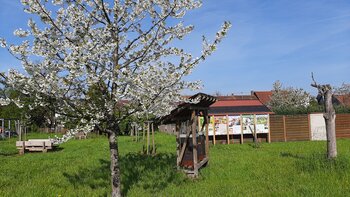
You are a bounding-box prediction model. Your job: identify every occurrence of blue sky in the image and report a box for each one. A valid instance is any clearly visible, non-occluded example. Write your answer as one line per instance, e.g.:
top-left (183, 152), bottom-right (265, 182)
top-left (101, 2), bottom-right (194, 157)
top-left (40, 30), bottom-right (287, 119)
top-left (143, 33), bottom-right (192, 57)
top-left (1, 0), bottom-right (350, 96)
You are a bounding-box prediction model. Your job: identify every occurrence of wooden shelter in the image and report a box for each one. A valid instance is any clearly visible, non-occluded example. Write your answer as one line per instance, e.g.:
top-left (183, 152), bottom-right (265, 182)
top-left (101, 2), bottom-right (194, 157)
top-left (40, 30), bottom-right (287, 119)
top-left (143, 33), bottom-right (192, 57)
top-left (162, 93), bottom-right (216, 177)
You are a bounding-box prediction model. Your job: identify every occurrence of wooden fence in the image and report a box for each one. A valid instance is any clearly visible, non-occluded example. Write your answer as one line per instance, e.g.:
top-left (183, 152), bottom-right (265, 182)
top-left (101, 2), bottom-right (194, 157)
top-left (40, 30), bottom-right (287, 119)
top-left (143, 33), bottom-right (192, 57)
top-left (159, 113), bottom-right (350, 143)
top-left (269, 113), bottom-right (350, 142)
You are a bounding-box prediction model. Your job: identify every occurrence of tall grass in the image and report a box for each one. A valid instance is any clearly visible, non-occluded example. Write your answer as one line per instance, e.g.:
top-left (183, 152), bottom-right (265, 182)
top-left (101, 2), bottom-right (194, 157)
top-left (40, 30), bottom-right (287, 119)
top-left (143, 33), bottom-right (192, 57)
top-left (1, 132), bottom-right (350, 196)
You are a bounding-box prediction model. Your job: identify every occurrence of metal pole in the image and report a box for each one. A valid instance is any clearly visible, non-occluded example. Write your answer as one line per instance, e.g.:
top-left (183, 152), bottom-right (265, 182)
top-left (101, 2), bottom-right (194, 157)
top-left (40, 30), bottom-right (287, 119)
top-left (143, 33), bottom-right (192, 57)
top-left (1, 119), bottom-right (4, 139)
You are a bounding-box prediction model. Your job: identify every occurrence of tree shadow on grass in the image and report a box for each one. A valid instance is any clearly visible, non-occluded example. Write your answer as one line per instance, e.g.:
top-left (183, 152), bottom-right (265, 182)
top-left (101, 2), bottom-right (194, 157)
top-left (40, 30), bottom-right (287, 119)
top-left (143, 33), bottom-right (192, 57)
top-left (63, 159), bottom-right (110, 190)
top-left (120, 153), bottom-right (185, 196)
top-left (63, 153), bottom-right (185, 196)
top-left (279, 152), bottom-right (306, 159)
top-left (0, 151), bottom-right (18, 156)
top-left (280, 151), bottom-right (350, 173)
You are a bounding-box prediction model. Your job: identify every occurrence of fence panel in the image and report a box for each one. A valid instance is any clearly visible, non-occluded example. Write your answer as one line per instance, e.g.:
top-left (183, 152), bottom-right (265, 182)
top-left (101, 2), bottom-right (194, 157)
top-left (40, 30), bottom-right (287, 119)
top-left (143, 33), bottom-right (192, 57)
top-left (336, 114), bottom-right (350, 138)
top-left (269, 115), bottom-right (285, 142)
top-left (285, 115), bottom-right (309, 141)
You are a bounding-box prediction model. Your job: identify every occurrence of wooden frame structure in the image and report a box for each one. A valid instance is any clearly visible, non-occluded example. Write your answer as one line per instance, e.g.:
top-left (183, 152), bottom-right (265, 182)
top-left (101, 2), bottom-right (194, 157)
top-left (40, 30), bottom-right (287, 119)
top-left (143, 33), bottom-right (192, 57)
top-left (0, 118), bottom-right (24, 140)
top-left (162, 93), bottom-right (216, 177)
top-left (207, 114), bottom-right (271, 145)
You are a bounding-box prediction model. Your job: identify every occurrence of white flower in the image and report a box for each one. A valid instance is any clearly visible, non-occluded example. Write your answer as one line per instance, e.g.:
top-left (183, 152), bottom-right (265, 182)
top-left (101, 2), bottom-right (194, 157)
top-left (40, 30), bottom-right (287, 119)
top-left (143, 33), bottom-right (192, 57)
top-left (13, 28), bottom-right (29, 37)
top-left (0, 38), bottom-right (6, 48)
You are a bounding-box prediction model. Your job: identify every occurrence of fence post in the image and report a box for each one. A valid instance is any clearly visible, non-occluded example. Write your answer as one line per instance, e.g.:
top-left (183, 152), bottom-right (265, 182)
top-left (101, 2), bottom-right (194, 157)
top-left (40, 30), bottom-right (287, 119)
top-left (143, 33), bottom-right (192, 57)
top-left (240, 114), bottom-right (244, 144)
top-left (283, 115), bottom-right (287, 142)
top-left (267, 114), bottom-right (271, 143)
top-left (212, 116), bottom-right (216, 145)
top-left (226, 115), bottom-right (230, 144)
top-left (308, 114), bottom-right (312, 141)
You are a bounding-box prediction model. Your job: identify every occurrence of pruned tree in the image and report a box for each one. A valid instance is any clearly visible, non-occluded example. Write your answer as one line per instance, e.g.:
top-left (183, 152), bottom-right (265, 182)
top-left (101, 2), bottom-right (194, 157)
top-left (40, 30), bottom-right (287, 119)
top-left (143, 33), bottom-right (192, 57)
top-left (268, 80), bottom-right (311, 114)
top-left (311, 73), bottom-right (337, 159)
top-left (0, 0), bottom-right (230, 196)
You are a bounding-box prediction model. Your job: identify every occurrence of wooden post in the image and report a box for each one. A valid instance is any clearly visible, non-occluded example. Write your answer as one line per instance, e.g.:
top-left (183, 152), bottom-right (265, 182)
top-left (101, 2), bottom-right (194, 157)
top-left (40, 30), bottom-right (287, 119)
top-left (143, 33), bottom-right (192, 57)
top-left (143, 123), bottom-right (145, 141)
top-left (308, 114), bottom-right (311, 141)
top-left (24, 126), bottom-right (27, 141)
top-left (240, 115), bottom-right (244, 144)
top-left (267, 114), bottom-right (271, 143)
top-left (176, 121), bottom-right (181, 168)
top-left (130, 124), bottom-right (134, 137)
top-left (147, 122), bottom-right (150, 155)
top-left (205, 113), bottom-right (209, 157)
top-left (191, 111), bottom-right (198, 176)
top-left (254, 114), bottom-right (258, 142)
top-left (1, 119), bottom-right (4, 139)
top-left (212, 115), bottom-right (216, 145)
top-left (226, 115), bottom-right (230, 144)
top-left (19, 141), bottom-right (25, 155)
top-left (135, 125), bottom-right (139, 142)
top-left (19, 122), bottom-right (22, 142)
top-left (8, 120), bottom-right (11, 140)
top-left (198, 116), bottom-right (201, 132)
top-left (283, 115), bottom-right (287, 142)
top-left (152, 122), bottom-right (155, 155)
top-left (178, 121), bottom-right (192, 167)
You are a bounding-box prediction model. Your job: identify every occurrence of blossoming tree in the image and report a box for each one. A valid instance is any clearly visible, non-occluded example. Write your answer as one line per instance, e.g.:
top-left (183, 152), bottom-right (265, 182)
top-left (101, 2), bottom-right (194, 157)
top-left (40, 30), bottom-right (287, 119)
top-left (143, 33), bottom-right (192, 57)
top-left (0, 0), bottom-right (230, 196)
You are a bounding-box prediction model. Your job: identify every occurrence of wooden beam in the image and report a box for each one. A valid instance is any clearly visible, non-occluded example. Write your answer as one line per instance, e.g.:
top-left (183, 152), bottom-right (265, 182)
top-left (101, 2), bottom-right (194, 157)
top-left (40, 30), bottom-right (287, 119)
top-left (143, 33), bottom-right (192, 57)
top-left (196, 157), bottom-right (209, 169)
top-left (192, 110), bottom-right (198, 176)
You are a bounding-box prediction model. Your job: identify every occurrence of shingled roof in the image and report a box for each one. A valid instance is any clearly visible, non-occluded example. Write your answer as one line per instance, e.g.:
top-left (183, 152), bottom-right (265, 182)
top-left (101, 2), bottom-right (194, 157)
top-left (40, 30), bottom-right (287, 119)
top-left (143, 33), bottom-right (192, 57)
top-left (161, 93), bottom-right (216, 124)
top-left (334, 95), bottom-right (350, 107)
top-left (208, 93), bottom-right (272, 115)
top-left (253, 91), bottom-right (273, 106)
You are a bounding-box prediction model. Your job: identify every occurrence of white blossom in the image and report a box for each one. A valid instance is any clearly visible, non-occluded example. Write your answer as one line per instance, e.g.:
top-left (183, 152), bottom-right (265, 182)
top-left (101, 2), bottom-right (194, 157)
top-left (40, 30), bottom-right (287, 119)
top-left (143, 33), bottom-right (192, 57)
top-left (0, 38), bottom-right (6, 48)
top-left (14, 28), bottom-right (30, 37)
top-left (2, 0), bottom-right (231, 144)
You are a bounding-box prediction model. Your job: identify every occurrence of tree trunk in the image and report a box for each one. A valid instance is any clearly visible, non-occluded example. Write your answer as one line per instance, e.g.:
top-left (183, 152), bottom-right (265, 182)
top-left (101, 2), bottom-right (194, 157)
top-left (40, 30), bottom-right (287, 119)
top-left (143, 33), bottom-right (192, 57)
top-left (324, 90), bottom-right (337, 159)
top-left (108, 126), bottom-right (121, 197)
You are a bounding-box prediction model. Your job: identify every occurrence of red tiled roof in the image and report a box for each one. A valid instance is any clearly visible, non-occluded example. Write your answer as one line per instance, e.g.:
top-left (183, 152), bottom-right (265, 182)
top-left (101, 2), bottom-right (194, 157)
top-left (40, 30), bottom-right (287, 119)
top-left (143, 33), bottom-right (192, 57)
top-left (216, 95), bottom-right (257, 100)
top-left (253, 91), bottom-right (273, 106)
top-left (334, 95), bottom-right (350, 106)
top-left (210, 100), bottom-right (264, 107)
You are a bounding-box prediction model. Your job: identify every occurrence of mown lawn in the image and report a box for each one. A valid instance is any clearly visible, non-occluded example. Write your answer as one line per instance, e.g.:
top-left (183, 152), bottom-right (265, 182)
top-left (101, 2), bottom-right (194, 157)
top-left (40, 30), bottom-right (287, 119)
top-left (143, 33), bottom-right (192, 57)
top-left (1, 132), bottom-right (350, 196)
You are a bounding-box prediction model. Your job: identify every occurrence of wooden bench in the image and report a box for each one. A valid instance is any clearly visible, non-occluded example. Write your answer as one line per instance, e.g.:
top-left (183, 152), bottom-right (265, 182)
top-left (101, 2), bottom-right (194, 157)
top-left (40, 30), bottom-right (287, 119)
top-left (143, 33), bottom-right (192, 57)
top-left (16, 139), bottom-right (54, 154)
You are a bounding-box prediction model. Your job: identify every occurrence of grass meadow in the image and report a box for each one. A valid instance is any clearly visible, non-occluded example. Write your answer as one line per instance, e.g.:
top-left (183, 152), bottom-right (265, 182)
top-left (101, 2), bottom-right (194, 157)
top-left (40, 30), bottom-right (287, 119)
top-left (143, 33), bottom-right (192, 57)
top-left (1, 132), bottom-right (350, 196)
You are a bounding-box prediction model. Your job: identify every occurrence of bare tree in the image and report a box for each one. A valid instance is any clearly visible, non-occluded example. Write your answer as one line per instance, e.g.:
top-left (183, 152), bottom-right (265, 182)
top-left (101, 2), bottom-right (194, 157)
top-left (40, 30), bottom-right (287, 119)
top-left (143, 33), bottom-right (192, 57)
top-left (311, 73), bottom-right (337, 159)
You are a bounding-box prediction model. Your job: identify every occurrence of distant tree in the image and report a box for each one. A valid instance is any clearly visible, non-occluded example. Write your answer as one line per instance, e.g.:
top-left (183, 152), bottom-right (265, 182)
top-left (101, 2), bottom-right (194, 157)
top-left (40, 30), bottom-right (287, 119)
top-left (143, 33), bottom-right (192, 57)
top-left (0, 85), bottom-right (55, 129)
top-left (268, 80), bottom-right (311, 114)
top-left (335, 83), bottom-right (350, 95)
top-left (311, 74), bottom-right (337, 159)
top-left (214, 91), bottom-right (222, 96)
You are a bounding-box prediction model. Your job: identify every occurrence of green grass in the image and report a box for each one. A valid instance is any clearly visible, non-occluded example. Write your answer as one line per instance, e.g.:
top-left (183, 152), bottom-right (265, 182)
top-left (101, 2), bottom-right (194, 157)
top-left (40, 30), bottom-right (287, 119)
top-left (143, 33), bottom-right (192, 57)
top-left (1, 132), bottom-right (350, 196)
